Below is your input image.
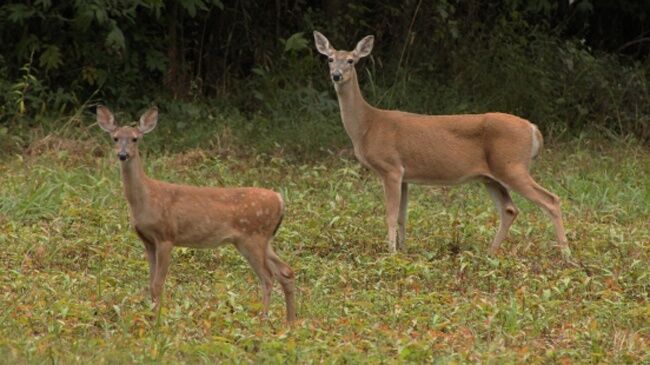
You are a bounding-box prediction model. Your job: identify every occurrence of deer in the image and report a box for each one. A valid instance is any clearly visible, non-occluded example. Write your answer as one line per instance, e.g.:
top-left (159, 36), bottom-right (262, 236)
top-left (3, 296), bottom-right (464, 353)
top-left (313, 31), bottom-right (568, 255)
top-left (97, 106), bottom-right (296, 322)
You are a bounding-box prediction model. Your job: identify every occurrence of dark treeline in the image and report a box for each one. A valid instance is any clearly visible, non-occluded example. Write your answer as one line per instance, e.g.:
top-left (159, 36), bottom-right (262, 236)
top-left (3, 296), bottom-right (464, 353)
top-left (0, 0), bottom-right (649, 141)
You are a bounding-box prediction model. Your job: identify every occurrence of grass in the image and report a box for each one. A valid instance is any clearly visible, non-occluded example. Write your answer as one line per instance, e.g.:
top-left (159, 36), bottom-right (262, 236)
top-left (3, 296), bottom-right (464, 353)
top-left (0, 124), bottom-right (649, 363)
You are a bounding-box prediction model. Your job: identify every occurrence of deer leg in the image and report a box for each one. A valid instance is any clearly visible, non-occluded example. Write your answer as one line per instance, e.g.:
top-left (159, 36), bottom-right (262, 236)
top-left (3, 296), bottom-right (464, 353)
top-left (236, 238), bottom-right (274, 318)
top-left (484, 179), bottom-right (518, 254)
top-left (151, 241), bottom-right (173, 309)
top-left (397, 182), bottom-right (409, 251)
top-left (135, 230), bottom-right (156, 293)
top-left (382, 173), bottom-right (402, 253)
top-left (265, 244), bottom-right (296, 322)
top-left (500, 172), bottom-right (568, 250)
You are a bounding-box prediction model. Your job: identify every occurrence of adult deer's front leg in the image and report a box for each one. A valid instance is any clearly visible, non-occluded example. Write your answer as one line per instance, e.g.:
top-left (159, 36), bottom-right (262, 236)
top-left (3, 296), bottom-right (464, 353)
top-left (382, 173), bottom-right (402, 253)
top-left (151, 241), bottom-right (173, 309)
top-left (397, 182), bottom-right (409, 251)
top-left (136, 230), bottom-right (156, 293)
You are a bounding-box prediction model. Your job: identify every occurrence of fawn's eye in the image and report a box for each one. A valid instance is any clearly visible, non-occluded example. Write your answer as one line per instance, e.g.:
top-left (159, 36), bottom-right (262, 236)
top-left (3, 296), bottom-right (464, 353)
top-left (132, 138), bottom-right (138, 142)
top-left (113, 137), bottom-right (118, 142)
top-left (347, 59), bottom-right (354, 64)
top-left (328, 58), bottom-right (334, 63)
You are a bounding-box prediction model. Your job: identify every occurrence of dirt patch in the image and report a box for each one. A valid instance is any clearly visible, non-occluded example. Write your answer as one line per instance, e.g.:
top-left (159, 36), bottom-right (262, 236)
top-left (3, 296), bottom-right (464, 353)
top-left (166, 127), bottom-right (251, 169)
top-left (168, 148), bottom-right (209, 169)
top-left (24, 134), bottom-right (104, 163)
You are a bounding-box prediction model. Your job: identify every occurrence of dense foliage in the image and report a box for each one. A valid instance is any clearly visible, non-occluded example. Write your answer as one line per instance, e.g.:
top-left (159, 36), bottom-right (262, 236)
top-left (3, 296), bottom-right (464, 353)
top-left (0, 0), bottom-right (649, 143)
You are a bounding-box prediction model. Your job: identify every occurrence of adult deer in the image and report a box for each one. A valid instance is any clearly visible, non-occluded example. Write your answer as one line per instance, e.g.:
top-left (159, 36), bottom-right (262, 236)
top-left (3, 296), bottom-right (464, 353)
top-left (313, 31), bottom-right (568, 254)
top-left (97, 106), bottom-right (296, 322)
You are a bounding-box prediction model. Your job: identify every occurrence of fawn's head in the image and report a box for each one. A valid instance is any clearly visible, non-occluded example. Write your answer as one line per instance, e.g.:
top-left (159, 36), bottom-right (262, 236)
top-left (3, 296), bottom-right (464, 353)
top-left (97, 106), bottom-right (158, 162)
top-left (313, 31), bottom-right (374, 84)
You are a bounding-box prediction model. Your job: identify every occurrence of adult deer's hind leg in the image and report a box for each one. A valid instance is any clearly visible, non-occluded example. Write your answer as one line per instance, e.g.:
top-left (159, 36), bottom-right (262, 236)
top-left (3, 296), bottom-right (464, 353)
top-left (397, 182), bottom-right (409, 251)
top-left (499, 171), bottom-right (568, 250)
top-left (483, 179), bottom-right (518, 254)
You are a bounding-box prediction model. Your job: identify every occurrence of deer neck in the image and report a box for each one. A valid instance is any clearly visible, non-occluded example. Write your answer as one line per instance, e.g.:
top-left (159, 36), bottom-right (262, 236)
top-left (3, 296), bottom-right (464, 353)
top-left (334, 69), bottom-right (372, 145)
top-left (120, 152), bottom-right (150, 215)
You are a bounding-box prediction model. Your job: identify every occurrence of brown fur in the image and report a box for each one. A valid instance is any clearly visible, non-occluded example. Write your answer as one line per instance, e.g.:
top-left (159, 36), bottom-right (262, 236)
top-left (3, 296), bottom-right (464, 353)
top-left (314, 31), bottom-right (568, 254)
top-left (97, 106), bottom-right (296, 322)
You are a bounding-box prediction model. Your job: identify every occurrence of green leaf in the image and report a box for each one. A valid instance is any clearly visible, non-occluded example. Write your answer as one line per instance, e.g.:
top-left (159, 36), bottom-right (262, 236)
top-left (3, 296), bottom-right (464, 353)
top-left (145, 49), bottom-right (166, 72)
top-left (283, 32), bottom-right (308, 53)
top-left (211, 0), bottom-right (224, 10)
top-left (39, 45), bottom-right (62, 71)
top-left (34, 0), bottom-right (52, 11)
top-left (82, 66), bottom-right (108, 86)
top-left (576, 0), bottom-right (594, 14)
top-left (251, 67), bottom-right (266, 76)
top-left (180, 0), bottom-right (208, 18)
top-left (105, 25), bottom-right (125, 50)
top-left (6, 4), bottom-right (35, 24)
top-left (93, 5), bottom-right (109, 25)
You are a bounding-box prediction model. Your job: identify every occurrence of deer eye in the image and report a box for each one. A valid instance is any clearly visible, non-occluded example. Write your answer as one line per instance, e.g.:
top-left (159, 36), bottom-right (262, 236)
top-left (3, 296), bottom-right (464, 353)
top-left (347, 59), bottom-right (354, 64)
top-left (328, 58), bottom-right (334, 63)
top-left (132, 138), bottom-right (138, 142)
top-left (113, 137), bottom-right (118, 142)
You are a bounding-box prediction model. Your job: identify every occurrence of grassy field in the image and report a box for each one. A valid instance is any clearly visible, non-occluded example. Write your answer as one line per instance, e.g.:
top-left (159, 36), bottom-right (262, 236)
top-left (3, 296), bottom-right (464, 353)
top-left (0, 126), bottom-right (649, 363)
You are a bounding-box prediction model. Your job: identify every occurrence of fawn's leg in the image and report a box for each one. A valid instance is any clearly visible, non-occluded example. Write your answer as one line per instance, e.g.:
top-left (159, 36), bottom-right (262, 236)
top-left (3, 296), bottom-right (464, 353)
top-left (265, 244), bottom-right (296, 322)
top-left (236, 237), bottom-right (274, 318)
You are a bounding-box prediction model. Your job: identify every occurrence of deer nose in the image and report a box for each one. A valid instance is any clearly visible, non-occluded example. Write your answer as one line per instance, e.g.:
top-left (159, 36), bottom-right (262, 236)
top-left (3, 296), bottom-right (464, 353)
top-left (118, 152), bottom-right (129, 161)
top-left (332, 73), bottom-right (341, 82)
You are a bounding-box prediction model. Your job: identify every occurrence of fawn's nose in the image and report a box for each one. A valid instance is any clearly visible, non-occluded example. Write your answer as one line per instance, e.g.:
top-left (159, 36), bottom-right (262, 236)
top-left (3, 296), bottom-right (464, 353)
top-left (118, 152), bottom-right (128, 161)
top-left (332, 72), bottom-right (342, 82)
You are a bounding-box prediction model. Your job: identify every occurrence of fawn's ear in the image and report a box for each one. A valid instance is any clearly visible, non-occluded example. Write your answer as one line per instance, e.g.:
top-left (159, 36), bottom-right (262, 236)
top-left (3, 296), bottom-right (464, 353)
top-left (353, 35), bottom-right (374, 58)
top-left (97, 106), bottom-right (116, 133)
top-left (314, 31), bottom-right (333, 56)
top-left (138, 106), bottom-right (158, 134)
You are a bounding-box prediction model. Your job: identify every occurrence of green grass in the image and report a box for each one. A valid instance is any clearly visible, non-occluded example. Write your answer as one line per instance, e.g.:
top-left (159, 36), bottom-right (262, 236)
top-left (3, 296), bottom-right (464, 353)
top-left (0, 129), bottom-right (649, 363)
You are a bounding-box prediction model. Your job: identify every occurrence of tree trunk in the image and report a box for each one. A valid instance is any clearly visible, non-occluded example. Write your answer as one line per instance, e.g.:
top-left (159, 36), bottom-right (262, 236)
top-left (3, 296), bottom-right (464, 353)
top-left (164, 0), bottom-right (186, 99)
top-left (324, 0), bottom-right (341, 19)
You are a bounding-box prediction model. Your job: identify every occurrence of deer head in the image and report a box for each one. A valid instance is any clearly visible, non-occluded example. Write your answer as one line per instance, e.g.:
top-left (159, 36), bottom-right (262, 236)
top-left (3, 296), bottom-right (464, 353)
top-left (97, 106), bottom-right (158, 161)
top-left (313, 31), bottom-right (374, 84)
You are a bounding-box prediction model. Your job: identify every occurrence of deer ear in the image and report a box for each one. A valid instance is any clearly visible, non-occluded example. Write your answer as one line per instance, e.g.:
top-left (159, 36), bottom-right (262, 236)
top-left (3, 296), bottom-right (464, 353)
top-left (138, 107), bottom-right (158, 134)
top-left (353, 35), bottom-right (374, 58)
top-left (313, 31), bottom-right (333, 56)
top-left (97, 106), bottom-right (116, 133)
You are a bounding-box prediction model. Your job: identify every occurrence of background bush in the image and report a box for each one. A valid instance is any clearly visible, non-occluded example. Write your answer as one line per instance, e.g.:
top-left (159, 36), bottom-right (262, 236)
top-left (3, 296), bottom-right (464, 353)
top-left (0, 0), bottom-right (648, 149)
